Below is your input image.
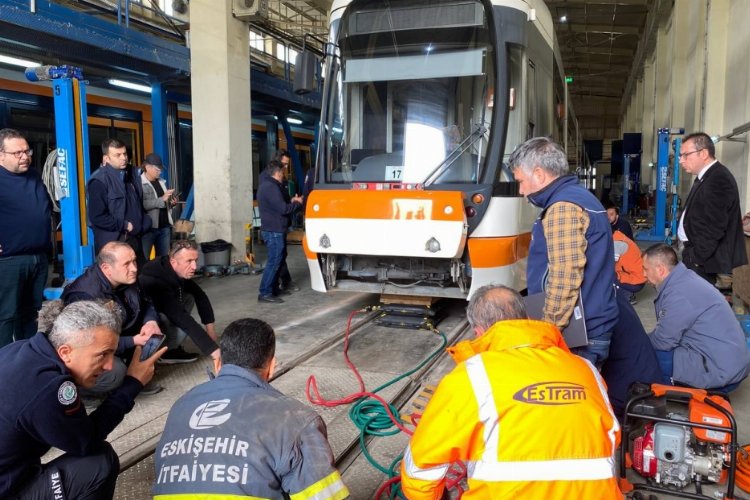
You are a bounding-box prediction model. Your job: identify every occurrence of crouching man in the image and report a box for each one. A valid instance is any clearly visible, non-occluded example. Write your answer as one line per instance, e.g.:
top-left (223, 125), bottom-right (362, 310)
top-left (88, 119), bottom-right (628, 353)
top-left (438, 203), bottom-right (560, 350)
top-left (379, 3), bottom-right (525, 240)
top-left (401, 285), bottom-right (621, 499)
top-left (643, 243), bottom-right (750, 391)
top-left (0, 301), bottom-right (164, 499)
top-left (153, 318), bottom-right (348, 499)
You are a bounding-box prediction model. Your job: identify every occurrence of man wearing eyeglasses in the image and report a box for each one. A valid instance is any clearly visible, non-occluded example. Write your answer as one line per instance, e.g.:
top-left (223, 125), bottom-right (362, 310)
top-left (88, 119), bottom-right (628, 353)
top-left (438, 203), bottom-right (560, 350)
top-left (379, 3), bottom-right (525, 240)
top-left (0, 128), bottom-right (50, 348)
top-left (677, 132), bottom-right (747, 286)
top-left (87, 138), bottom-right (151, 265)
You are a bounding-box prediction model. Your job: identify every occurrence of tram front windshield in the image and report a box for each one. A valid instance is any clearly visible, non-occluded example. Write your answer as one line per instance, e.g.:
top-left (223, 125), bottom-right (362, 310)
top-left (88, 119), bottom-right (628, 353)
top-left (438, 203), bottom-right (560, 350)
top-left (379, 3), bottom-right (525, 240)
top-left (324, 0), bottom-right (495, 185)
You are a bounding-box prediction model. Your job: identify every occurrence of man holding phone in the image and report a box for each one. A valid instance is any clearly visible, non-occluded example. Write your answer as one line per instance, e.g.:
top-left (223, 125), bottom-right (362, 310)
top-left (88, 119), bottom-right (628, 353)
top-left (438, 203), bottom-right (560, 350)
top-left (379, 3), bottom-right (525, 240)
top-left (0, 300), bottom-right (166, 499)
top-left (141, 153), bottom-right (176, 259)
top-left (62, 241), bottom-right (164, 395)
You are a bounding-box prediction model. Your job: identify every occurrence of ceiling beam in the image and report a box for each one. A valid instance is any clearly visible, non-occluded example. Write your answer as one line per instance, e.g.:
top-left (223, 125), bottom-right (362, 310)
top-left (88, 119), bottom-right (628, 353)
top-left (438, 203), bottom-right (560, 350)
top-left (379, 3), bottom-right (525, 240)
top-left (562, 46), bottom-right (635, 57)
top-left (564, 23), bottom-right (641, 35)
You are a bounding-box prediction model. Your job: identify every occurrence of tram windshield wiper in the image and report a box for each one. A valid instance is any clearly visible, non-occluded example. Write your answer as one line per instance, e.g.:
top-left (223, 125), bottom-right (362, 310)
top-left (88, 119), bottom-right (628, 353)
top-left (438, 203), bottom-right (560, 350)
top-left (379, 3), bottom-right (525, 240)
top-left (423, 124), bottom-right (487, 187)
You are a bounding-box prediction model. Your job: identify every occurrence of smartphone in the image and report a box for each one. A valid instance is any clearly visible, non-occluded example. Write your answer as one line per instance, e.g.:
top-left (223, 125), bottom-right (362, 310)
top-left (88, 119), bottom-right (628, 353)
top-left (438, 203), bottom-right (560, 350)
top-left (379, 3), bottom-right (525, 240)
top-left (140, 334), bottom-right (165, 361)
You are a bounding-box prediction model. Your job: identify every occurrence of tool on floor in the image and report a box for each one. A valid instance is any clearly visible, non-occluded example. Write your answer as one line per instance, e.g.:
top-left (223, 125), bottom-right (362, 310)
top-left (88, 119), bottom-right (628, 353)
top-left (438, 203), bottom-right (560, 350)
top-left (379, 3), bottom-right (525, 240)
top-left (620, 383), bottom-right (740, 499)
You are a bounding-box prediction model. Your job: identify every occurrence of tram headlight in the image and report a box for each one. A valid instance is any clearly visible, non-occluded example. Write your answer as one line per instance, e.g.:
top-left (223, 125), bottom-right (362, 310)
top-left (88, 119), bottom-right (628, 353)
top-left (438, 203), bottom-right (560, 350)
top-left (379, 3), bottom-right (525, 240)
top-left (444, 205), bottom-right (454, 215)
top-left (425, 237), bottom-right (441, 253)
top-left (312, 203), bottom-right (320, 212)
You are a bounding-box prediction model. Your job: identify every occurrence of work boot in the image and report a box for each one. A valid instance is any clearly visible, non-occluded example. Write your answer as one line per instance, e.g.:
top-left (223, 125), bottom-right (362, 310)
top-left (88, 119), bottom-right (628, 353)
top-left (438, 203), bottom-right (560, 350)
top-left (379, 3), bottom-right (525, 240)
top-left (715, 274), bottom-right (733, 291)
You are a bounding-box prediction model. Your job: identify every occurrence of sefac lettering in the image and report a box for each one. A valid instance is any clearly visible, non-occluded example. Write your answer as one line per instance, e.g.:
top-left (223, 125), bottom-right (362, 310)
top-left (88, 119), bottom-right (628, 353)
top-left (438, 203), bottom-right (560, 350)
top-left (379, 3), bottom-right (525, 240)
top-left (512, 381), bottom-right (586, 405)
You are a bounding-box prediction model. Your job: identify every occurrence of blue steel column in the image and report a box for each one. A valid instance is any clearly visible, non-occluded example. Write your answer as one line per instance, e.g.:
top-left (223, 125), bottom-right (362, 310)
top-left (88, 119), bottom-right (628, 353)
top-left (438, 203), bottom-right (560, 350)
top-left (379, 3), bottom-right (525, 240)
top-left (622, 155), bottom-right (631, 217)
top-left (52, 79), bottom-right (93, 283)
top-left (151, 81), bottom-right (169, 182)
top-left (637, 129), bottom-right (669, 242)
top-left (279, 115), bottom-right (304, 195)
top-left (669, 138), bottom-right (682, 241)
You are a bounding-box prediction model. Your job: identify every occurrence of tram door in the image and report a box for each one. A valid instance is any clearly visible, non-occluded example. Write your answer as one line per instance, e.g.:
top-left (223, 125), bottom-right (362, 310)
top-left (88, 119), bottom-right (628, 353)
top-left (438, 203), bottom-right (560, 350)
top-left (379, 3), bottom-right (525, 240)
top-left (88, 117), bottom-right (143, 172)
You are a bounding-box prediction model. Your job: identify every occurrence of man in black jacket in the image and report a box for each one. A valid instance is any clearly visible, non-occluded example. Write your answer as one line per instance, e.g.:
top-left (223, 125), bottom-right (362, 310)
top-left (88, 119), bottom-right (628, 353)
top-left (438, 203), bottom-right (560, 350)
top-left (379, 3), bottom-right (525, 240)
top-left (0, 300), bottom-right (163, 499)
top-left (87, 138), bottom-right (150, 265)
top-left (677, 132), bottom-right (747, 285)
top-left (61, 241), bottom-right (162, 395)
top-left (139, 240), bottom-right (219, 363)
top-left (256, 160), bottom-right (303, 303)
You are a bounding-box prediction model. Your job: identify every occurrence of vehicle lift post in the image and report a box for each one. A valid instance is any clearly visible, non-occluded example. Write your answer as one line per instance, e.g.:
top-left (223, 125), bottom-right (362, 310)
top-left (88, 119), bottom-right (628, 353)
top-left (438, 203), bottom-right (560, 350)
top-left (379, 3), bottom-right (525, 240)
top-left (636, 127), bottom-right (683, 243)
top-left (27, 66), bottom-right (94, 298)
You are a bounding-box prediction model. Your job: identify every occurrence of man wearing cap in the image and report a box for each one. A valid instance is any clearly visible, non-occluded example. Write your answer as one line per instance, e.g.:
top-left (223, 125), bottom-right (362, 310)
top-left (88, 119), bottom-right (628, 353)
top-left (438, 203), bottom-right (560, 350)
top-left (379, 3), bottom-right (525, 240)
top-left (141, 153), bottom-right (175, 259)
top-left (87, 138), bottom-right (151, 265)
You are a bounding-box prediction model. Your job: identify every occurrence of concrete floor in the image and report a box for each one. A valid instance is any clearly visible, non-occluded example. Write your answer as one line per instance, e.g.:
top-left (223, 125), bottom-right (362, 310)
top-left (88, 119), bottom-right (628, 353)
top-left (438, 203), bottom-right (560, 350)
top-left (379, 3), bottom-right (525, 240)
top-left (103, 242), bottom-right (750, 499)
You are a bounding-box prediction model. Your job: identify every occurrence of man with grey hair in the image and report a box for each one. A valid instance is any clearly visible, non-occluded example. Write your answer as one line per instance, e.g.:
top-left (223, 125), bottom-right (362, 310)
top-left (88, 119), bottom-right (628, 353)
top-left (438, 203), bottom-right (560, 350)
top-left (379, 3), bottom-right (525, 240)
top-left (508, 137), bottom-right (618, 366)
top-left (401, 285), bottom-right (621, 498)
top-left (0, 300), bottom-right (165, 499)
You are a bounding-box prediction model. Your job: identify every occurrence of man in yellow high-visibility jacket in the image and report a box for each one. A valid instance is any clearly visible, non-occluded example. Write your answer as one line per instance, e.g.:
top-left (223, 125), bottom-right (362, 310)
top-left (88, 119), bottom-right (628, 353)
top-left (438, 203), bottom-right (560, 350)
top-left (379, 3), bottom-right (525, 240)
top-left (401, 285), bottom-right (622, 499)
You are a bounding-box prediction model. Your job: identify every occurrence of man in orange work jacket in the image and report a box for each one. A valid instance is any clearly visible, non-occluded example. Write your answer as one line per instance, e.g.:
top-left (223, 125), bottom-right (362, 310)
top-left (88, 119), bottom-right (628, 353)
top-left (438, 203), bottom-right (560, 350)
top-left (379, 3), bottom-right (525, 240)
top-left (401, 285), bottom-right (622, 499)
top-left (613, 229), bottom-right (646, 303)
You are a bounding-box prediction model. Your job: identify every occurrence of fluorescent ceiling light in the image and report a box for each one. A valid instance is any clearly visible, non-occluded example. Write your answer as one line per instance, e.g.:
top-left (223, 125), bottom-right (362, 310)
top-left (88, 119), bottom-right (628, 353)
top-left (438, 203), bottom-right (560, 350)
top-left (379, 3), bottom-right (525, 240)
top-left (108, 78), bottom-right (152, 93)
top-left (286, 117), bottom-right (303, 125)
top-left (0, 54), bottom-right (41, 68)
top-left (559, 15), bottom-right (568, 23)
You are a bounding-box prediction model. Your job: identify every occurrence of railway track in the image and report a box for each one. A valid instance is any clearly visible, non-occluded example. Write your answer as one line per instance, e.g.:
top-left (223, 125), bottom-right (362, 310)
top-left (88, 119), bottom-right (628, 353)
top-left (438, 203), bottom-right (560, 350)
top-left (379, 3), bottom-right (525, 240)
top-left (115, 301), bottom-right (470, 498)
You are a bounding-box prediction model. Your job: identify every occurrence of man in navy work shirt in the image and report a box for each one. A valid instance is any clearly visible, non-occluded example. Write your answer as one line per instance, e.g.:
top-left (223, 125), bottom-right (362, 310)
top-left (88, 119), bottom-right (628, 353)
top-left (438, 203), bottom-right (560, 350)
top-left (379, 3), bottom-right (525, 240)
top-left (0, 300), bottom-right (165, 499)
top-left (0, 128), bottom-right (51, 347)
top-left (153, 318), bottom-right (348, 500)
top-left (256, 160), bottom-right (302, 303)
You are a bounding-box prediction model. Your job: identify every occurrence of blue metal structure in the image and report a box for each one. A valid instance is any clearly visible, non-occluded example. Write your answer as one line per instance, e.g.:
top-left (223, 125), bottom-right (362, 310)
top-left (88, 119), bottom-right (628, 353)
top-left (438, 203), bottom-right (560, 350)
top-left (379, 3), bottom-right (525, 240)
top-left (151, 81), bottom-right (170, 182)
top-left (636, 127), bottom-right (684, 243)
top-left (0, 0), bottom-right (189, 76)
top-left (278, 113), bottom-right (304, 195)
top-left (669, 137), bottom-right (682, 240)
top-left (42, 68), bottom-right (95, 298)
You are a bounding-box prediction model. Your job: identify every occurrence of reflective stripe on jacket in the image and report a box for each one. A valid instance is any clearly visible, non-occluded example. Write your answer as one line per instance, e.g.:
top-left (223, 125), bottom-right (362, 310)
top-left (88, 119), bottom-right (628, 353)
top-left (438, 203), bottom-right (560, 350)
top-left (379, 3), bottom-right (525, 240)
top-left (153, 365), bottom-right (349, 500)
top-left (401, 320), bottom-right (622, 499)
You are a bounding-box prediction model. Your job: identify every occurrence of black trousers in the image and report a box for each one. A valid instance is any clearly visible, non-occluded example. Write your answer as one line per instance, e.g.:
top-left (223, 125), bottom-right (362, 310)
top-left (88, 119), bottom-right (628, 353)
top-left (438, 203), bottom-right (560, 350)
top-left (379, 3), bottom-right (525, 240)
top-left (12, 442), bottom-right (119, 500)
top-left (682, 244), bottom-right (717, 285)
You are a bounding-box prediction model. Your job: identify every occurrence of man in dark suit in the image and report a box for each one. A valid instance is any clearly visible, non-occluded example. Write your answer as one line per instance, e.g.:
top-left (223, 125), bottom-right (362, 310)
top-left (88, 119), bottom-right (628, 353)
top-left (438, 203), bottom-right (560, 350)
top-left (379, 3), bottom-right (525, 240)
top-left (677, 132), bottom-right (747, 285)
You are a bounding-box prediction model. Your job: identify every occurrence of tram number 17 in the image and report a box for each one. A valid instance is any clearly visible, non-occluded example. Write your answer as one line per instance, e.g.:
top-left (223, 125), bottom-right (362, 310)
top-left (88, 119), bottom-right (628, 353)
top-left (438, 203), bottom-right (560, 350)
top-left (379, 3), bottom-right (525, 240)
top-left (386, 166), bottom-right (402, 181)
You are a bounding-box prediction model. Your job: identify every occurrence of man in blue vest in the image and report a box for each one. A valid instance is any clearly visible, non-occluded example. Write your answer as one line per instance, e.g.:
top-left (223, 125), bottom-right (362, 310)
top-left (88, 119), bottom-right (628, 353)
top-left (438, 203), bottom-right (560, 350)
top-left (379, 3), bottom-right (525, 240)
top-left (87, 138), bottom-right (150, 265)
top-left (509, 137), bottom-right (618, 366)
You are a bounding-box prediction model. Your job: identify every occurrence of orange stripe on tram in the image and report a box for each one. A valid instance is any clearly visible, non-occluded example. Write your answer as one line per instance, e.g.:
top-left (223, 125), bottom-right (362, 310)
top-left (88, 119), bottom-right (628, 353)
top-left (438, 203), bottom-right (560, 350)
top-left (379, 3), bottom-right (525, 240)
top-left (306, 190), bottom-right (465, 222)
top-left (468, 234), bottom-right (532, 268)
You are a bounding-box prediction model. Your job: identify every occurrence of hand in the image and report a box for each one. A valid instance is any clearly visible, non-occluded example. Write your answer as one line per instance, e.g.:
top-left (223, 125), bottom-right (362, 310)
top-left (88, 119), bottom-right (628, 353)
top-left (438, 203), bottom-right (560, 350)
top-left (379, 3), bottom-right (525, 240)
top-left (126, 221), bottom-right (133, 233)
top-left (128, 345), bottom-right (168, 386)
top-left (132, 330), bottom-right (152, 347)
top-left (292, 194), bottom-right (303, 204)
top-left (140, 320), bottom-right (161, 337)
top-left (161, 189), bottom-right (175, 202)
top-left (210, 348), bottom-right (221, 361)
top-left (205, 323), bottom-right (218, 342)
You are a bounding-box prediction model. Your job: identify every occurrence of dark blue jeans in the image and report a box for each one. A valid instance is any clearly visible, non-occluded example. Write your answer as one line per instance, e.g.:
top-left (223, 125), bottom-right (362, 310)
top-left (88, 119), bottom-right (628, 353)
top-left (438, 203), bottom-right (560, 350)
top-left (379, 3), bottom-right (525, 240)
top-left (0, 253), bottom-right (48, 347)
top-left (571, 330), bottom-right (613, 368)
top-left (259, 231), bottom-right (290, 297)
top-left (655, 349), bottom-right (674, 385)
top-left (655, 349), bottom-right (742, 392)
top-left (142, 226), bottom-right (171, 259)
